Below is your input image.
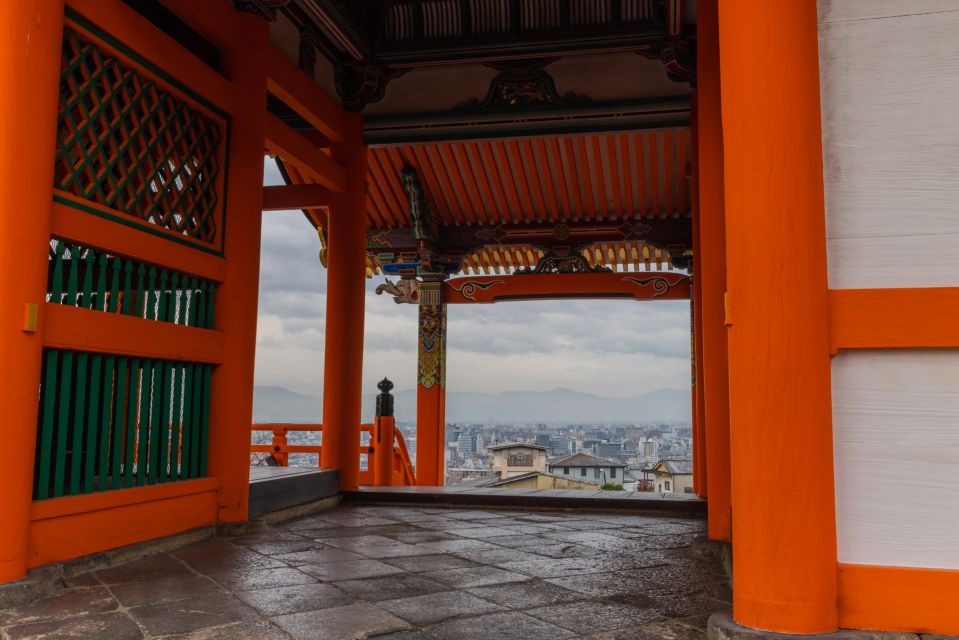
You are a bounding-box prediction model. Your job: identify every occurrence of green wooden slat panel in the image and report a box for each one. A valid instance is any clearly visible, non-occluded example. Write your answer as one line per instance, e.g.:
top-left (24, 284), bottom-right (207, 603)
top-left (156, 360), bottom-right (172, 484)
top-left (51, 242), bottom-right (65, 303)
top-left (84, 353), bottom-right (103, 493)
top-left (157, 270), bottom-right (169, 323)
top-left (189, 361), bottom-right (203, 478)
top-left (198, 364), bottom-right (212, 477)
top-left (170, 362), bottom-right (184, 481)
top-left (180, 362), bottom-right (194, 480)
top-left (94, 253), bottom-right (108, 312)
top-left (133, 263), bottom-right (145, 318)
top-left (205, 283), bottom-right (216, 329)
top-left (53, 350), bottom-right (74, 497)
top-left (195, 281), bottom-right (208, 330)
top-left (108, 256), bottom-right (121, 313)
top-left (170, 272), bottom-right (181, 324)
top-left (36, 350), bottom-right (60, 500)
top-left (111, 357), bottom-right (128, 489)
top-left (123, 358), bottom-right (140, 487)
top-left (136, 358), bottom-right (153, 486)
top-left (146, 266), bottom-right (157, 321)
top-left (147, 359), bottom-right (163, 484)
top-left (65, 245), bottom-right (79, 307)
top-left (99, 355), bottom-right (116, 491)
top-left (69, 351), bottom-right (88, 495)
top-left (121, 259), bottom-right (133, 315)
top-left (80, 248), bottom-right (94, 309)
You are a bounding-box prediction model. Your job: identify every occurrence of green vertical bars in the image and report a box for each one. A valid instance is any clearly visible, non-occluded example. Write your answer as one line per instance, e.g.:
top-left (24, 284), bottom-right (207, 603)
top-left (123, 358), bottom-right (140, 488)
top-left (83, 352), bottom-right (103, 493)
top-left (36, 350), bottom-right (60, 500)
top-left (110, 357), bottom-right (128, 490)
top-left (136, 358), bottom-right (153, 486)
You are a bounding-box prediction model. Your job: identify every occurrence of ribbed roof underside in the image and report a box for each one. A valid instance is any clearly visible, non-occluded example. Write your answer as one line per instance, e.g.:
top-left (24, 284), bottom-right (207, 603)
top-left (281, 129), bottom-right (691, 276)
top-left (368, 129), bottom-right (691, 227)
top-left (383, 0), bottom-right (658, 41)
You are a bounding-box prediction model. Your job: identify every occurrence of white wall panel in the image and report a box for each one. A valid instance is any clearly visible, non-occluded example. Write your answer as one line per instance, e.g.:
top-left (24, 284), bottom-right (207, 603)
top-left (832, 350), bottom-right (959, 569)
top-left (819, 0), bottom-right (959, 24)
top-left (817, 5), bottom-right (959, 288)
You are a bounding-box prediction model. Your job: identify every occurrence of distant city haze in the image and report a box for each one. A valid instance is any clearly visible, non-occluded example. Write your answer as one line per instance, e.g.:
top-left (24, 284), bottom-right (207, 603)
top-left (254, 385), bottom-right (692, 424)
top-left (256, 159), bottom-right (692, 413)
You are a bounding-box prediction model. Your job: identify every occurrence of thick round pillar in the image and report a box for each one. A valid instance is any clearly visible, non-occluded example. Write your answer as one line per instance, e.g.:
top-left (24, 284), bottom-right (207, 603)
top-left (206, 13), bottom-right (269, 523)
top-left (697, 0), bottom-right (732, 542)
top-left (320, 117), bottom-right (367, 491)
top-left (0, 0), bottom-right (65, 582)
top-left (415, 280), bottom-right (447, 487)
top-left (719, 1), bottom-right (838, 633)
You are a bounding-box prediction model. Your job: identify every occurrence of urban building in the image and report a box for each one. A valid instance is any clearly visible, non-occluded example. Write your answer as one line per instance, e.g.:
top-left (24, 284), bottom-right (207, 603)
top-left (548, 452), bottom-right (627, 485)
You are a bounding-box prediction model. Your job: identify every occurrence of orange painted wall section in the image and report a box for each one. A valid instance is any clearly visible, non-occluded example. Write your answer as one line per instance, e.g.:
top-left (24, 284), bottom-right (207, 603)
top-left (695, 0), bottom-right (731, 542)
top-left (28, 485), bottom-right (218, 568)
top-left (0, 0), bottom-right (66, 583)
top-left (718, 0), bottom-right (838, 634)
top-left (838, 565), bottom-right (959, 635)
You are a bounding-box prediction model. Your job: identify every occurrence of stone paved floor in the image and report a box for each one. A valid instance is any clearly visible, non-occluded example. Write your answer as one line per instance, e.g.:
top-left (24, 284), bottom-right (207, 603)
top-left (0, 504), bottom-right (731, 640)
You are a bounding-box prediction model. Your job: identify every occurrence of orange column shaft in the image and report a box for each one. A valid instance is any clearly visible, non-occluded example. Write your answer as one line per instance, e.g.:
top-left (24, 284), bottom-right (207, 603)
top-left (690, 93), bottom-right (707, 498)
top-left (206, 13), bottom-right (269, 523)
top-left (320, 116), bottom-right (367, 491)
top-left (373, 416), bottom-right (396, 486)
top-left (697, 0), bottom-right (731, 542)
top-left (415, 280), bottom-right (446, 486)
top-left (0, 0), bottom-right (65, 583)
top-left (719, 1), bottom-right (838, 633)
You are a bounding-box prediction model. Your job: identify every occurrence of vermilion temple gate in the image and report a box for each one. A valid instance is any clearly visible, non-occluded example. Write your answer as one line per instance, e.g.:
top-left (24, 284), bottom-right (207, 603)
top-left (1, 1), bottom-right (957, 637)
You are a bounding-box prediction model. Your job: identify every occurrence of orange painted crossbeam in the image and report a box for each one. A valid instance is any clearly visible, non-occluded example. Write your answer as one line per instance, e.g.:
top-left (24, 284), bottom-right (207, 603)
top-left (51, 198), bottom-right (227, 282)
top-left (265, 45), bottom-right (346, 143)
top-left (829, 287), bottom-right (959, 350)
top-left (44, 304), bottom-right (224, 363)
top-left (251, 423), bottom-right (325, 432)
top-left (265, 115), bottom-right (345, 192)
top-left (262, 184), bottom-right (331, 211)
top-left (250, 444), bottom-right (322, 455)
top-left (443, 272), bottom-right (690, 304)
top-left (839, 564), bottom-right (959, 635)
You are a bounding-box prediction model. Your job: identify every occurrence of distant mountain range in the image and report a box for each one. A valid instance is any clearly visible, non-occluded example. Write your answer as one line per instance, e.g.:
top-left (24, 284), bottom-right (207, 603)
top-left (253, 385), bottom-right (691, 424)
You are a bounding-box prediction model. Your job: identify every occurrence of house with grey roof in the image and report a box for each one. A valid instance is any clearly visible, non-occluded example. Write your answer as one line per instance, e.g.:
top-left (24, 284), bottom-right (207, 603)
top-left (648, 458), bottom-right (694, 494)
top-left (547, 452), bottom-right (627, 486)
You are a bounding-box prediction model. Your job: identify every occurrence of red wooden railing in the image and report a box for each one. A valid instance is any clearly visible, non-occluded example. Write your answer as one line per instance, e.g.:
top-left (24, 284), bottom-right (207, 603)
top-left (250, 421), bottom-right (416, 486)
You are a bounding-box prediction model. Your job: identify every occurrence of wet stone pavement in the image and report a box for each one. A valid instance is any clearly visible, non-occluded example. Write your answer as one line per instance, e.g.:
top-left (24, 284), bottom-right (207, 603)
top-left (0, 505), bottom-right (731, 640)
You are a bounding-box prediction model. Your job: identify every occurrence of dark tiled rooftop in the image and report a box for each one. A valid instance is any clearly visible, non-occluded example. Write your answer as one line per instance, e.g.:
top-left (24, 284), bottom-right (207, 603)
top-left (0, 504), bottom-right (730, 639)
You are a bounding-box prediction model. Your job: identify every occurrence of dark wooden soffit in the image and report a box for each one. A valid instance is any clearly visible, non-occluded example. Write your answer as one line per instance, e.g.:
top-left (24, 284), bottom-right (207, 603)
top-left (289, 0), bottom-right (679, 67)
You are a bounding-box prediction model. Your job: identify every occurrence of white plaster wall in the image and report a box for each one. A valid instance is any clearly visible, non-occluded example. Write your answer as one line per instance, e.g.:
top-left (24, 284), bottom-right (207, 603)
top-left (817, 1), bottom-right (959, 288)
top-left (832, 350), bottom-right (959, 569)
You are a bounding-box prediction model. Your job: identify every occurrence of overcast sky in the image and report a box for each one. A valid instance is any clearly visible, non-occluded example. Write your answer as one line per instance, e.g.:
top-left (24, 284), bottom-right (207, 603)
top-left (255, 159), bottom-right (692, 399)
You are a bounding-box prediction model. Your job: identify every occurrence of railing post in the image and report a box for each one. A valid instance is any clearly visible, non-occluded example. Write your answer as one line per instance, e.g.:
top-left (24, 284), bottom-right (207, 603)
top-left (271, 428), bottom-right (289, 467)
top-left (373, 378), bottom-right (396, 486)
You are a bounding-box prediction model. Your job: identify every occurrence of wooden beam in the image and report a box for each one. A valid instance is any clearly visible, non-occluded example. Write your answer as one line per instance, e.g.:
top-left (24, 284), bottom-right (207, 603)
top-left (51, 198), bottom-right (227, 282)
top-left (442, 272), bottom-right (690, 303)
top-left (262, 184), bottom-right (332, 211)
top-left (265, 114), bottom-right (346, 191)
top-left (265, 44), bottom-right (346, 142)
top-left (43, 304), bottom-right (224, 364)
top-left (829, 287), bottom-right (959, 351)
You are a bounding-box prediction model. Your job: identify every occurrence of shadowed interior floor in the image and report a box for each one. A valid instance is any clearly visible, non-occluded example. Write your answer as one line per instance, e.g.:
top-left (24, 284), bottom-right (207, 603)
top-left (0, 505), bottom-right (731, 639)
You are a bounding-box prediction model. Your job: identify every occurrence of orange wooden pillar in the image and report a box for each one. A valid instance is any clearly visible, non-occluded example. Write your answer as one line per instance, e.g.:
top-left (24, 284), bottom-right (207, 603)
top-left (415, 280), bottom-right (447, 486)
top-left (689, 94), bottom-right (707, 498)
top-left (320, 116), bottom-right (367, 491)
top-left (696, 0), bottom-right (731, 542)
top-left (719, 1), bottom-right (838, 634)
top-left (205, 12), bottom-right (269, 523)
top-left (0, 0), bottom-right (65, 582)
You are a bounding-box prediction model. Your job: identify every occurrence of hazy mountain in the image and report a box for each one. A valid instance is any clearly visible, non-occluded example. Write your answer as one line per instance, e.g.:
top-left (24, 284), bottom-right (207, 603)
top-left (253, 385), bottom-right (691, 424)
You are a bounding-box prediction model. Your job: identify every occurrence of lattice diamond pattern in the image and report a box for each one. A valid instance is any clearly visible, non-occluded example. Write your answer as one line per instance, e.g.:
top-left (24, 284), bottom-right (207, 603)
top-left (55, 29), bottom-right (223, 244)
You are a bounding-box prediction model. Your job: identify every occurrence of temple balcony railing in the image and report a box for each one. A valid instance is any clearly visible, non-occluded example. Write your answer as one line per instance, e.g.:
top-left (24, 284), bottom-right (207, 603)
top-left (249, 422), bottom-right (416, 487)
